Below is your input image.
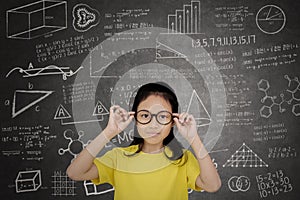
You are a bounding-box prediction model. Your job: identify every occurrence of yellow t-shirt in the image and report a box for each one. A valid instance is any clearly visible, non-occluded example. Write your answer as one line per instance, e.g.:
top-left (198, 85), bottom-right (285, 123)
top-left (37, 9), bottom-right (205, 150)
top-left (92, 145), bottom-right (201, 200)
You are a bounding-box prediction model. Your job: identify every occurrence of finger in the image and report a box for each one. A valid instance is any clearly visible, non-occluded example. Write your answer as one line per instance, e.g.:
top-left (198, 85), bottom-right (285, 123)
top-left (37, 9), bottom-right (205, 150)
top-left (183, 114), bottom-right (190, 123)
top-left (118, 109), bottom-right (127, 117)
top-left (128, 114), bottom-right (135, 122)
top-left (114, 107), bottom-right (128, 119)
top-left (185, 114), bottom-right (192, 122)
top-left (180, 113), bottom-right (189, 123)
top-left (178, 113), bottom-right (185, 123)
top-left (118, 114), bottom-right (135, 130)
top-left (117, 106), bottom-right (127, 114)
top-left (182, 114), bottom-right (193, 125)
top-left (118, 107), bottom-right (133, 118)
top-left (128, 112), bottom-right (135, 120)
top-left (184, 113), bottom-right (194, 123)
top-left (119, 109), bottom-right (134, 120)
top-left (178, 112), bottom-right (186, 118)
top-left (109, 106), bottom-right (120, 121)
top-left (110, 105), bottom-right (120, 113)
top-left (172, 113), bottom-right (180, 118)
top-left (129, 111), bottom-right (135, 116)
top-left (173, 117), bottom-right (180, 123)
top-left (173, 117), bottom-right (180, 127)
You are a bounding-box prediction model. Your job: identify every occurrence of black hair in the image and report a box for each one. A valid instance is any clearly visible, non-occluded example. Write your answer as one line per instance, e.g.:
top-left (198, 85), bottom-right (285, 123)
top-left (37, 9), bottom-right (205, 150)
top-left (128, 82), bottom-right (186, 164)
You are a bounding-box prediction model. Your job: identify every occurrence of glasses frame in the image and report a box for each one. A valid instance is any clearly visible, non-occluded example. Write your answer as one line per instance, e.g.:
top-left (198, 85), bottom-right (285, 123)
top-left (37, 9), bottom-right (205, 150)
top-left (135, 110), bottom-right (174, 125)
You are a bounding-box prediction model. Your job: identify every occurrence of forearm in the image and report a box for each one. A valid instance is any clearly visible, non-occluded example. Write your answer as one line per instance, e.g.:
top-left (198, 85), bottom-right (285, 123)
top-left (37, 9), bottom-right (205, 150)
top-left (66, 129), bottom-right (112, 180)
top-left (191, 135), bottom-right (221, 192)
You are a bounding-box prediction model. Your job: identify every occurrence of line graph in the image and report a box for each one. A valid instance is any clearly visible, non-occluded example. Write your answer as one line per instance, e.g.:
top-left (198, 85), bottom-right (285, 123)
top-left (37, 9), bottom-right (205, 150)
top-left (6, 63), bottom-right (83, 80)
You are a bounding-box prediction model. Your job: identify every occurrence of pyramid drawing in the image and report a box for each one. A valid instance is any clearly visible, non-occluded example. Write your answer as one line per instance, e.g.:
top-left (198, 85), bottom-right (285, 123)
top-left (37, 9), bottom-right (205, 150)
top-left (186, 90), bottom-right (211, 127)
top-left (223, 143), bottom-right (268, 167)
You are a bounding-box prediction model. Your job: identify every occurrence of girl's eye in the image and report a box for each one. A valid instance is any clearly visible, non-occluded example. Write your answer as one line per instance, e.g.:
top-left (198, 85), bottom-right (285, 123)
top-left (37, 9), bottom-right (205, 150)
top-left (141, 114), bottom-right (150, 118)
top-left (159, 115), bottom-right (167, 119)
top-left (158, 114), bottom-right (171, 120)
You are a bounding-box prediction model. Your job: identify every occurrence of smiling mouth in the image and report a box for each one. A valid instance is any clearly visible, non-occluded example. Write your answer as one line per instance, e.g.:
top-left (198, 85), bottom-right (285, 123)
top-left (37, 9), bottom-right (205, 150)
top-left (145, 132), bottom-right (160, 137)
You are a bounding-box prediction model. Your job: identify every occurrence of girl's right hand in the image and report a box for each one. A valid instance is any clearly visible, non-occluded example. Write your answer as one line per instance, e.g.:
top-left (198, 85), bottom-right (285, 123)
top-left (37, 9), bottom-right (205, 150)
top-left (105, 105), bottom-right (135, 139)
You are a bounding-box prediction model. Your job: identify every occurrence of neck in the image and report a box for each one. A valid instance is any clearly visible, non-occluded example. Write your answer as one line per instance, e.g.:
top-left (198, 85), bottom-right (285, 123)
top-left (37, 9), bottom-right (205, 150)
top-left (142, 142), bottom-right (164, 154)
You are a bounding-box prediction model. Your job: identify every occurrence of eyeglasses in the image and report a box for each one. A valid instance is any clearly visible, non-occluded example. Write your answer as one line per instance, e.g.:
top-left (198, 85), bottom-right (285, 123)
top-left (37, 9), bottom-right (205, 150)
top-left (135, 110), bottom-right (173, 125)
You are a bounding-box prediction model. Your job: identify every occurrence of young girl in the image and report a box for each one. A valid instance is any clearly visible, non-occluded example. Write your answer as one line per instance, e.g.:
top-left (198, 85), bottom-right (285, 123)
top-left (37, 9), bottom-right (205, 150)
top-left (67, 82), bottom-right (221, 200)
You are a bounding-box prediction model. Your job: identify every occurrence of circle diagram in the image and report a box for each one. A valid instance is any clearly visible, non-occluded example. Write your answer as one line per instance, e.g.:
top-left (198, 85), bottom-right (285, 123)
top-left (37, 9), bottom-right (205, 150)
top-left (228, 176), bottom-right (251, 192)
top-left (256, 5), bottom-right (286, 34)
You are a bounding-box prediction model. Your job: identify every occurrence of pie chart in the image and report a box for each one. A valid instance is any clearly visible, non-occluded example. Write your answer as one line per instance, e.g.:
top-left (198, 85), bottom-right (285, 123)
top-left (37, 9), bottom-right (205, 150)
top-left (256, 5), bottom-right (286, 34)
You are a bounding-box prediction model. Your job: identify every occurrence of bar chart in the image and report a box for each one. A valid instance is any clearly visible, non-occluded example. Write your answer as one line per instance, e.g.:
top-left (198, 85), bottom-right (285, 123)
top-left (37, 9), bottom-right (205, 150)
top-left (168, 0), bottom-right (201, 34)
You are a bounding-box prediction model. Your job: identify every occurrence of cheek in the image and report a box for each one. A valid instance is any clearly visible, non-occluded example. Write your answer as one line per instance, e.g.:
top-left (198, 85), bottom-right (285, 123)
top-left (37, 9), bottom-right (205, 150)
top-left (161, 125), bottom-right (172, 136)
top-left (136, 125), bottom-right (156, 138)
top-left (136, 126), bottom-right (144, 136)
top-left (136, 124), bottom-right (172, 138)
top-left (136, 124), bottom-right (164, 132)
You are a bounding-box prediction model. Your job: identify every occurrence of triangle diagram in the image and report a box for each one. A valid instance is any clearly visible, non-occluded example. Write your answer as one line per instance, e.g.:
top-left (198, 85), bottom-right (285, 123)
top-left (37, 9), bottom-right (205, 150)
top-left (12, 90), bottom-right (53, 118)
top-left (223, 143), bottom-right (268, 167)
top-left (155, 40), bottom-right (186, 59)
top-left (93, 101), bottom-right (109, 116)
top-left (54, 104), bottom-right (71, 119)
top-left (186, 90), bottom-right (211, 127)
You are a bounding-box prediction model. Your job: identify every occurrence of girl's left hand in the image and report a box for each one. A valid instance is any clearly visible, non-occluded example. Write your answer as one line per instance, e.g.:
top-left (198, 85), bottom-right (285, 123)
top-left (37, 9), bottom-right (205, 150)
top-left (173, 113), bottom-right (198, 144)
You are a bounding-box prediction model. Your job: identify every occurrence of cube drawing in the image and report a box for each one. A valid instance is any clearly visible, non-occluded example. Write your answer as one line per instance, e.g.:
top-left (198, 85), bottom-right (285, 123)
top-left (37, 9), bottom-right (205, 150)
top-left (15, 170), bottom-right (42, 193)
top-left (6, 0), bottom-right (67, 39)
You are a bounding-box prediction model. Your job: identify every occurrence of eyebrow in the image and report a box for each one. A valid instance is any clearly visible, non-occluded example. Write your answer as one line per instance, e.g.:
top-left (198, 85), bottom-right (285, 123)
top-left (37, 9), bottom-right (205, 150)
top-left (136, 109), bottom-right (172, 113)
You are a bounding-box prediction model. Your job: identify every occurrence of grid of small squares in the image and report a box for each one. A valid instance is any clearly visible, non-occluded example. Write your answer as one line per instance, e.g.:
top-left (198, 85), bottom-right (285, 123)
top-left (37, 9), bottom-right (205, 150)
top-left (52, 171), bottom-right (76, 196)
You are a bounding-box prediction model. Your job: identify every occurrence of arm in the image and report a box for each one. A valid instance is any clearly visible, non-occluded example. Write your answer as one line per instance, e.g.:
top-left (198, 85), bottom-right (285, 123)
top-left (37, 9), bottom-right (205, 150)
top-left (173, 113), bottom-right (221, 192)
top-left (190, 135), bottom-right (221, 192)
top-left (66, 129), bottom-right (111, 181)
top-left (66, 105), bottom-right (134, 181)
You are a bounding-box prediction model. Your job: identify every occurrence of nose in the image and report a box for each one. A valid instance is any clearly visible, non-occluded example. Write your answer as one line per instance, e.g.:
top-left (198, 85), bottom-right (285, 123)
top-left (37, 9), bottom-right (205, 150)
top-left (148, 116), bottom-right (160, 128)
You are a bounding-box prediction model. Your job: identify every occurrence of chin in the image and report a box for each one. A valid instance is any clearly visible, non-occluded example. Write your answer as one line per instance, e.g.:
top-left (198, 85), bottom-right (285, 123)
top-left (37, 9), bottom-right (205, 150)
top-left (143, 136), bottom-right (164, 144)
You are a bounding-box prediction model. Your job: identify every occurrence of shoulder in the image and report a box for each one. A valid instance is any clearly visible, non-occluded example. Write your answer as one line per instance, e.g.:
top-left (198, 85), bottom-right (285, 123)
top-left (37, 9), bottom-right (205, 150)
top-left (163, 148), bottom-right (195, 166)
top-left (184, 149), bottom-right (195, 157)
top-left (121, 144), bottom-right (139, 153)
top-left (179, 149), bottom-right (197, 165)
top-left (94, 145), bottom-right (139, 167)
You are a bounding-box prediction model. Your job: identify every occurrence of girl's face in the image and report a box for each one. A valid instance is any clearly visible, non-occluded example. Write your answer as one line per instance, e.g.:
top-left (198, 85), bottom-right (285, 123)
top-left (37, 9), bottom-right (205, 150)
top-left (136, 95), bottom-right (173, 145)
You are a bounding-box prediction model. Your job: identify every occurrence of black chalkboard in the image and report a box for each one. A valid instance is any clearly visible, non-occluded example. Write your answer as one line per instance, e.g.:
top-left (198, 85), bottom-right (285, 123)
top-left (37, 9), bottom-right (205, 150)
top-left (1, 0), bottom-right (299, 199)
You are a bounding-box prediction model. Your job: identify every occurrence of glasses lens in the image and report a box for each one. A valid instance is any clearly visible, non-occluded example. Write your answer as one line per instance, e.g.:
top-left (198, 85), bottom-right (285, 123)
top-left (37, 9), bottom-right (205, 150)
top-left (136, 110), bottom-right (152, 124)
top-left (157, 111), bottom-right (172, 125)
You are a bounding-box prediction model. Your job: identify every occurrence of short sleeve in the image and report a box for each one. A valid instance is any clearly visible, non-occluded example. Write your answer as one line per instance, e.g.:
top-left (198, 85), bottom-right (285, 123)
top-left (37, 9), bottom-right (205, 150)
top-left (91, 149), bottom-right (116, 186)
top-left (186, 151), bottom-right (202, 191)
